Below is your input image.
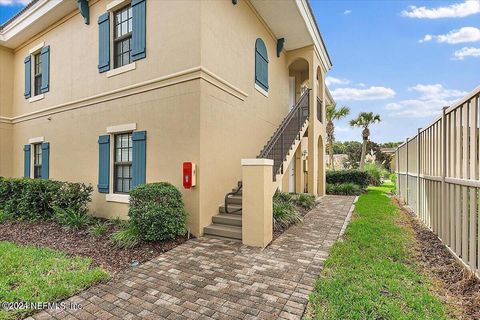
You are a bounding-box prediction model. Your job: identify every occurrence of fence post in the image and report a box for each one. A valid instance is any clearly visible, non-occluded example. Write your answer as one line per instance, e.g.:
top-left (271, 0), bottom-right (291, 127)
top-left (405, 137), bottom-right (409, 204)
top-left (441, 107), bottom-right (448, 242)
top-left (417, 128), bottom-right (421, 215)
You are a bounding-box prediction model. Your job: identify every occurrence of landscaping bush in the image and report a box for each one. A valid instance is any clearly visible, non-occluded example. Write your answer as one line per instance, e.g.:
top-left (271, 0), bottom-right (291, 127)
top-left (0, 177), bottom-right (93, 219)
top-left (128, 182), bottom-right (187, 242)
top-left (53, 206), bottom-right (91, 229)
top-left (90, 221), bottom-right (108, 237)
top-left (292, 193), bottom-right (316, 210)
top-left (326, 183), bottom-right (363, 196)
top-left (273, 191), bottom-right (302, 231)
top-left (364, 163), bottom-right (389, 186)
top-left (0, 210), bottom-right (10, 223)
top-left (326, 170), bottom-right (371, 188)
top-left (110, 223), bottom-right (141, 249)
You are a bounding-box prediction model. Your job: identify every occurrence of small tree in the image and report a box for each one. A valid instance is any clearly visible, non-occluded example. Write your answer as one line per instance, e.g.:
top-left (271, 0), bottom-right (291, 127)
top-left (326, 104), bottom-right (350, 170)
top-left (349, 112), bottom-right (381, 170)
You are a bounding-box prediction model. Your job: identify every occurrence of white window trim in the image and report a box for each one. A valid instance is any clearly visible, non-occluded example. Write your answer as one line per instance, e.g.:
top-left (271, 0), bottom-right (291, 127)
top-left (28, 41), bottom-right (44, 55)
top-left (106, 193), bottom-right (130, 203)
top-left (255, 83), bottom-right (269, 97)
top-left (106, 62), bottom-right (136, 78)
top-left (107, 123), bottom-right (137, 133)
top-left (28, 136), bottom-right (44, 144)
top-left (29, 93), bottom-right (44, 103)
top-left (106, 0), bottom-right (130, 11)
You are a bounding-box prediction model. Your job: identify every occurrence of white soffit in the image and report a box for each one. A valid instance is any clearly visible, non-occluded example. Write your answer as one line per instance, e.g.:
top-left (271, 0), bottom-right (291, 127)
top-left (0, 0), bottom-right (77, 49)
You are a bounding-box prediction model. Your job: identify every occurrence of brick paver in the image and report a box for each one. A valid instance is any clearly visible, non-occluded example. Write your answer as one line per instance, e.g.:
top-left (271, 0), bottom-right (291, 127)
top-left (29, 195), bottom-right (355, 320)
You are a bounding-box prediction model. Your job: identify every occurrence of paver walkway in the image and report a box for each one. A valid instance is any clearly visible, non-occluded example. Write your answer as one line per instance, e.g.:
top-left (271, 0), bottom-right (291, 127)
top-left (30, 195), bottom-right (355, 320)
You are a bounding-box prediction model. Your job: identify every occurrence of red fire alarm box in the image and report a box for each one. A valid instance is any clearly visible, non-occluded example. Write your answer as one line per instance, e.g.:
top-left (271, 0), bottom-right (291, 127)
top-left (182, 162), bottom-right (196, 189)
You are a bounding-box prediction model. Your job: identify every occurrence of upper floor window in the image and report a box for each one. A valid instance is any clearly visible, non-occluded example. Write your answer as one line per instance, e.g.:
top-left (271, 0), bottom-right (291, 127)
top-left (24, 44), bottom-right (50, 100)
top-left (33, 143), bottom-right (42, 179)
top-left (114, 133), bottom-right (133, 194)
top-left (33, 52), bottom-right (42, 96)
top-left (114, 5), bottom-right (133, 69)
top-left (255, 38), bottom-right (269, 93)
top-left (98, 0), bottom-right (146, 74)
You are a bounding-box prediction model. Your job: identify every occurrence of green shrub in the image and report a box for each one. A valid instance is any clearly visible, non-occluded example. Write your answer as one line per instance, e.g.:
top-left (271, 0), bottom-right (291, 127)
top-left (326, 170), bottom-right (371, 188)
top-left (110, 223), bottom-right (141, 249)
top-left (273, 191), bottom-right (302, 231)
top-left (292, 193), bottom-right (316, 209)
top-left (128, 182), bottom-right (187, 242)
top-left (89, 221), bottom-right (108, 237)
top-left (326, 183), bottom-right (362, 196)
top-left (364, 163), bottom-right (388, 186)
top-left (389, 173), bottom-right (397, 192)
top-left (0, 178), bottom-right (93, 219)
top-left (53, 206), bottom-right (90, 229)
top-left (0, 210), bottom-right (11, 223)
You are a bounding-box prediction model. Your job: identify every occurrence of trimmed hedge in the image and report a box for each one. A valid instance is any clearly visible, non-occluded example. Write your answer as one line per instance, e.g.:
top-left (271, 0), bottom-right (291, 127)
top-left (128, 182), bottom-right (187, 242)
top-left (326, 170), bottom-right (371, 188)
top-left (0, 177), bottom-right (93, 219)
top-left (326, 183), bottom-right (363, 196)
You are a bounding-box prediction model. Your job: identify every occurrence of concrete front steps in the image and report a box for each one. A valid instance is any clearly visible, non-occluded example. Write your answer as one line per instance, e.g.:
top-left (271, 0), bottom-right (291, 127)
top-left (204, 184), bottom-right (243, 241)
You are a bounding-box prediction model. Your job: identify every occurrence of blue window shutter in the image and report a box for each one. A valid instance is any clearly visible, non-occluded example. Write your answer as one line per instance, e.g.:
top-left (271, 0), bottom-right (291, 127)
top-left (24, 145), bottom-right (31, 178)
top-left (40, 46), bottom-right (50, 93)
top-left (98, 13), bottom-right (110, 73)
top-left (24, 56), bottom-right (31, 99)
top-left (132, 131), bottom-right (146, 188)
top-left (98, 135), bottom-right (110, 193)
top-left (255, 38), bottom-right (268, 91)
top-left (41, 142), bottom-right (50, 179)
top-left (131, 0), bottom-right (146, 61)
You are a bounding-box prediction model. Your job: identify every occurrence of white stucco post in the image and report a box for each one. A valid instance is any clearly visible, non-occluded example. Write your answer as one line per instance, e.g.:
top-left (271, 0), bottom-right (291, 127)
top-left (241, 158), bottom-right (273, 248)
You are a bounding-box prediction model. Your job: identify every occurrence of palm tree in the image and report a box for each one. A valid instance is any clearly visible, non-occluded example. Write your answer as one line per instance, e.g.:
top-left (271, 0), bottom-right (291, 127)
top-left (326, 104), bottom-right (350, 170)
top-left (349, 112), bottom-right (381, 170)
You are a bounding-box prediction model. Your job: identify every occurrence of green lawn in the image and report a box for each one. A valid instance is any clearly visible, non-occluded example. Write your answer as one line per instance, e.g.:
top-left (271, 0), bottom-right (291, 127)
top-left (308, 183), bottom-right (450, 320)
top-left (0, 241), bottom-right (109, 320)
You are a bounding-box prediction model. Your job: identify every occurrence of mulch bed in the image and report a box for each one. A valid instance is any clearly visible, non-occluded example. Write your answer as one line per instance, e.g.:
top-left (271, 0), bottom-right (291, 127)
top-left (0, 219), bottom-right (188, 275)
top-left (394, 197), bottom-right (480, 319)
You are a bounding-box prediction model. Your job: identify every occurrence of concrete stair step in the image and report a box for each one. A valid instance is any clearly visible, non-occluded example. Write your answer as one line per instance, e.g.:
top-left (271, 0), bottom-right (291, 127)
top-left (219, 204), bottom-right (242, 214)
top-left (204, 224), bottom-right (242, 240)
top-left (226, 195), bottom-right (242, 205)
top-left (212, 214), bottom-right (242, 227)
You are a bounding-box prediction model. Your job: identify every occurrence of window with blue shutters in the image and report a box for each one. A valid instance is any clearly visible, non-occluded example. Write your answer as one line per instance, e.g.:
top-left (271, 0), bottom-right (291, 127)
top-left (41, 142), bottom-right (50, 179)
top-left (25, 44), bottom-right (50, 99)
top-left (99, 0), bottom-right (146, 73)
top-left (255, 38), bottom-right (269, 92)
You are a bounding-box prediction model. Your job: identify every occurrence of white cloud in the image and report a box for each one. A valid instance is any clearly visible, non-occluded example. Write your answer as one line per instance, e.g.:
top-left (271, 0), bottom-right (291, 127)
top-left (453, 46), bottom-right (480, 59)
top-left (331, 86), bottom-right (396, 101)
top-left (0, 0), bottom-right (30, 5)
top-left (335, 125), bottom-right (350, 132)
top-left (420, 27), bottom-right (480, 44)
top-left (325, 76), bottom-right (350, 86)
top-left (385, 84), bottom-right (467, 118)
top-left (401, 0), bottom-right (480, 19)
top-left (343, 10), bottom-right (352, 15)
top-left (409, 84), bottom-right (467, 100)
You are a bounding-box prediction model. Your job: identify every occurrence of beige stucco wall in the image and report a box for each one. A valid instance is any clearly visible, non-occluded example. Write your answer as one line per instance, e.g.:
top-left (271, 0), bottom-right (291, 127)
top-left (0, 46), bottom-right (13, 177)
top-left (3, 0), bottom-right (327, 237)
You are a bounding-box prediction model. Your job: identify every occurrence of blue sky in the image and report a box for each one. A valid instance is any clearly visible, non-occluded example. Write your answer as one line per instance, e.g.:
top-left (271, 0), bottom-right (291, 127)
top-left (1, 0), bottom-right (479, 143)
top-left (311, 0), bottom-right (480, 143)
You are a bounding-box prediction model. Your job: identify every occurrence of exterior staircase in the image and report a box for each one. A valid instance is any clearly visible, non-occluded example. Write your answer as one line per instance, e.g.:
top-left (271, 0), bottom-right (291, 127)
top-left (203, 90), bottom-right (310, 241)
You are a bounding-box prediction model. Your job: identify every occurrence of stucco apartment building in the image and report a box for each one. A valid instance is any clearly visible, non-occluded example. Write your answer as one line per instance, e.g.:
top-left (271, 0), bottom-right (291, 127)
top-left (0, 0), bottom-right (332, 247)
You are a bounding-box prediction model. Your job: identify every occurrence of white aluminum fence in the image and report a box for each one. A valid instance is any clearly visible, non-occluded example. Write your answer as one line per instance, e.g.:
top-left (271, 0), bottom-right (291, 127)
top-left (395, 87), bottom-right (480, 277)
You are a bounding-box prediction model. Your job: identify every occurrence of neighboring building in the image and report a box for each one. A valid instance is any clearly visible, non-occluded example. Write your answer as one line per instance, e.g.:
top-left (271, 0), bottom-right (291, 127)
top-left (0, 0), bottom-right (331, 246)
